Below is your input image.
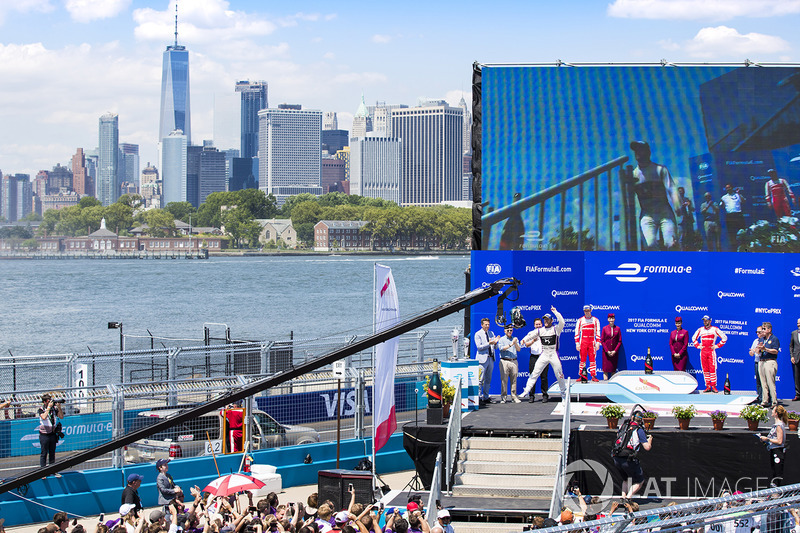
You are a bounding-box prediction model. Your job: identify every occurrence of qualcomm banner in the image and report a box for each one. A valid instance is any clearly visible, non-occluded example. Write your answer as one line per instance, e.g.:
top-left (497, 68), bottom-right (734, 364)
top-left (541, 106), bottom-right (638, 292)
top-left (471, 251), bottom-right (800, 398)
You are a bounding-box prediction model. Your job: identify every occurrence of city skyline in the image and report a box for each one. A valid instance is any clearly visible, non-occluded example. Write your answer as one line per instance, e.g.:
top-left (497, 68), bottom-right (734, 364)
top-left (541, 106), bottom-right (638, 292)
top-left (1, 0), bottom-right (800, 177)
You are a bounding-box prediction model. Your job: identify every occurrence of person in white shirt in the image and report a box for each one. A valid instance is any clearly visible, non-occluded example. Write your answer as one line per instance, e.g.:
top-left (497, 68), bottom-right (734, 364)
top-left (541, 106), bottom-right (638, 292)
top-left (520, 319), bottom-right (549, 402)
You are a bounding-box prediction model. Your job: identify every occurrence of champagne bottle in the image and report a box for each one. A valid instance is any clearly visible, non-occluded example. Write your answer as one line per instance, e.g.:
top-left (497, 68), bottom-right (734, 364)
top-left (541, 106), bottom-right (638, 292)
top-left (428, 358), bottom-right (443, 409)
top-left (724, 373), bottom-right (731, 395)
top-left (644, 348), bottom-right (654, 374)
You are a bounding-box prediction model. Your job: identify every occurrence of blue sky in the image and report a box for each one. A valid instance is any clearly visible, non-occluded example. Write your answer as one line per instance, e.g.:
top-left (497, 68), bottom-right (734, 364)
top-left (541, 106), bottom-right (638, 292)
top-left (1, 0), bottom-right (799, 177)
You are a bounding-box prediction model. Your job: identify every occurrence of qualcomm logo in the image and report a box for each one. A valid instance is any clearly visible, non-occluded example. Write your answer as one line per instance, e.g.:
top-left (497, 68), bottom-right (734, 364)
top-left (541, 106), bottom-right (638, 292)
top-left (717, 357), bottom-right (744, 364)
top-left (552, 290), bottom-right (579, 298)
top-left (604, 263), bottom-right (693, 282)
top-left (718, 291), bottom-right (745, 299)
top-left (675, 305), bottom-right (708, 313)
top-left (631, 354), bottom-right (664, 362)
top-left (791, 267), bottom-right (800, 277)
top-left (792, 286), bottom-right (800, 292)
top-left (486, 263), bottom-right (501, 275)
top-left (561, 355), bottom-right (579, 361)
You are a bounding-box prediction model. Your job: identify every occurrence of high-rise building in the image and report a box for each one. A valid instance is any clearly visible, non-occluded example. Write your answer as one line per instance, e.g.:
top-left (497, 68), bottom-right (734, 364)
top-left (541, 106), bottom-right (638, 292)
top-left (350, 137), bottom-right (402, 204)
top-left (140, 163), bottom-right (162, 208)
top-left (186, 145), bottom-right (201, 207)
top-left (462, 153), bottom-right (473, 201)
top-left (321, 129), bottom-right (348, 155)
top-left (235, 81), bottom-right (268, 160)
top-left (391, 103), bottom-right (463, 206)
top-left (334, 146), bottom-right (350, 182)
top-left (230, 157), bottom-right (257, 192)
top-left (258, 106), bottom-right (322, 206)
top-left (351, 95), bottom-right (372, 138)
top-left (161, 130), bottom-right (188, 206)
top-left (2, 174), bottom-right (31, 222)
top-left (72, 148), bottom-right (89, 196)
top-left (368, 102), bottom-right (408, 138)
top-left (48, 164), bottom-right (73, 193)
top-left (159, 12), bottom-right (191, 145)
top-left (222, 148), bottom-right (239, 191)
top-left (198, 141), bottom-right (226, 204)
top-left (458, 95), bottom-right (471, 155)
top-left (34, 171), bottom-right (49, 198)
top-left (98, 113), bottom-right (119, 206)
top-left (120, 143), bottom-right (140, 189)
top-left (323, 111), bottom-right (338, 130)
top-left (321, 158), bottom-right (347, 194)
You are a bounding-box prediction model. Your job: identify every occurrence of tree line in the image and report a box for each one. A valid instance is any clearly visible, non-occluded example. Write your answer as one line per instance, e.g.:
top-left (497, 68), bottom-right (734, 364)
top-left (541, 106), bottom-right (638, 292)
top-left (31, 190), bottom-right (471, 249)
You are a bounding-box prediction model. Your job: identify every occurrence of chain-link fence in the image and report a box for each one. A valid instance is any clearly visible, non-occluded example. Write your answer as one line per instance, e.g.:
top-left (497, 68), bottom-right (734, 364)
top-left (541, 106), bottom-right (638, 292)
top-left (0, 363), bottom-right (431, 478)
top-left (0, 325), bottom-right (464, 392)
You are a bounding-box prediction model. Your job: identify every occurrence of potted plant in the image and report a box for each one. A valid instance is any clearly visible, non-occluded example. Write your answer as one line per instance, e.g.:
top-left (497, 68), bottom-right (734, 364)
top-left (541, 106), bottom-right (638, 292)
top-left (642, 410), bottom-right (658, 431)
top-left (424, 376), bottom-right (457, 417)
top-left (672, 405), bottom-right (697, 430)
top-left (599, 405), bottom-right (626, 429)
top-left (787, 411), bottom-right (800, 431)
top-left (740, 405), bottom-right (769, 431)
top-left (709, 410), bottom-right (727, 431)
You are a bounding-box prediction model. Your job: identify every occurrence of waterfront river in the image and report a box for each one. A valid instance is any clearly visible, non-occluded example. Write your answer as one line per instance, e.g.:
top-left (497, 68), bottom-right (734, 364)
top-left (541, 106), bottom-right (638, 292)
top-left (1, 254), bottom-right (470, 356)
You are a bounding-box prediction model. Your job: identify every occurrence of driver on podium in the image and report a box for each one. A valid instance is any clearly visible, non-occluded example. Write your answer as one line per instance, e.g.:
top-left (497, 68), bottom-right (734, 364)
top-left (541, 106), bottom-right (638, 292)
top-left (575, 305), bottom-right (601, 382)
top-left (521, 306), bottom-right (568, 402)
top-left (692, 315), bottom-right (728, 393)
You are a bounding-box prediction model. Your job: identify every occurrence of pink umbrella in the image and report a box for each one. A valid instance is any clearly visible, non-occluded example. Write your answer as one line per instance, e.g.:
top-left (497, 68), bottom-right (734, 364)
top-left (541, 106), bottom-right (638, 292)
top-left (203, 473), bottom-right (266, 497)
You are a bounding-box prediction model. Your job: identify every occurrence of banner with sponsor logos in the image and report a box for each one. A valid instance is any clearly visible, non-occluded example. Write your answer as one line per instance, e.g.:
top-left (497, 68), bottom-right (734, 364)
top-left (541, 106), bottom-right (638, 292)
top-left (471, 250), bottom-right (800, 399)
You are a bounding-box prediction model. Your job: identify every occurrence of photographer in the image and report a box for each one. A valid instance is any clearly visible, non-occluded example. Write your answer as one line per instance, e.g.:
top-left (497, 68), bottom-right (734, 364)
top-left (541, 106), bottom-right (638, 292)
top-left (37, 393), bottom-right (65, 472)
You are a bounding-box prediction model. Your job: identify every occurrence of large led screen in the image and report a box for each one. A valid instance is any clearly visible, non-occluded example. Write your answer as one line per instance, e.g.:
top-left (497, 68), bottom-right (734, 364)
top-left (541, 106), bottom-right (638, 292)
top-left (479, 66), bottom-right (800, 252)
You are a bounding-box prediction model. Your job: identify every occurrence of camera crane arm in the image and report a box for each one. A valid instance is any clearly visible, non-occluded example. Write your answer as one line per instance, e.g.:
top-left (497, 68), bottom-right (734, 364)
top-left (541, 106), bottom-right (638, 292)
top-left (0, 277), bottom-right (521, 495)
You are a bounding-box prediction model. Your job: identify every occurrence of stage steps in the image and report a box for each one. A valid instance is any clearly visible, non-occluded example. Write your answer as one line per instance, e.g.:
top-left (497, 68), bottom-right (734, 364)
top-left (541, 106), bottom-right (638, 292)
top-left (451, 435), bottom-right (560, 500)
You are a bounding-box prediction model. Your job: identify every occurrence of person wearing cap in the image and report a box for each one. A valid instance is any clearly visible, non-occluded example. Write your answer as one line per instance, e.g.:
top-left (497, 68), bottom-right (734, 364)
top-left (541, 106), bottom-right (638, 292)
top-left (522, 306), bottom-right (568, 401)
top-left (474, 317), bottom-right (498, 404)
top-left (669, 317), bottom-right (690, 371)
top-left (520, 318), bottom-right (549, 403)
top-left (600, 313), bottom-right (622, 379)
top-left (156, 458), bottom-right (182, 520)
top-left (333, 511), bottom-right (355, 531)
top-left (719, 183), bottom-right (746, 251)
top-left (496, 324), bottom-right (522, 403)
top-left (436, 509), bottom-right (454, 533)
top-left (575, 305), bottom-right (601, 382)
top-left (759, 322), bottom-right (780, 408)
top-left (765, 169), bottom-right (795, 220)
top-left (692, 315), bottom-right (728, 393)
top-left (118, 503), bottom-right (142, 533)
top-left (121, 473), bottom-right (143, 515)
top-left (149, 509), bottom-right (166, 528)
top-left (628, 140), bottom-right (681, 250)
top-left (559, 509), bottom-right (574, 525)
top-left (37, 393), bottom-right (64, 471)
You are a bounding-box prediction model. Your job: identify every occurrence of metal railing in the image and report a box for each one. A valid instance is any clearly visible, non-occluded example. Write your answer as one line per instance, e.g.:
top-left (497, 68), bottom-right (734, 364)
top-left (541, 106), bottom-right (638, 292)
top-left (549, 378), bottom-right (572, 518)
top-left (0, 325), bottom-right (464, 393)
top-left (427, 451), bottom-right (443, 529)
top-left (0, 364), bottom-right (431, 477)
top-left (445, 377), bottom-right (463, 494)
top-left (482, 156), bottom-right (632, 250)
top-left (538, 483), bottom-right (800, 533)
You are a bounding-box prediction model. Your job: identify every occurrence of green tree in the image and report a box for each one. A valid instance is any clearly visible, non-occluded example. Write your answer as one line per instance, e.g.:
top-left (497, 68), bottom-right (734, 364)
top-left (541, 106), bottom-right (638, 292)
top-left (116, 194), bottom-right (144, 209)
top-left (78, 196), bottom-right (102, 209)
top-left (234, 189), bottom-right (278, 219)
top-left (221, 206), bottom-right (258, 248)
top-left (143, 209), bottom-right (177, 237)
top-left (23, 212), bottom-right (43, 222)
top-left (549, 226), bottom-right (596, 250)
top-left (164, 202), bottom-right (197, 223)
top-left (290, 201), bottom-right (323, 226)
top-left (54, 206), bottom-right (84, 236)
top-left (295, 222), bottom-right (315, 245)
top-left (38, 209), bottom-right (61, 236)
top-left (103, 202), bottom-right (134, 233)
top-left (280, 193), bottom-right (318, 218)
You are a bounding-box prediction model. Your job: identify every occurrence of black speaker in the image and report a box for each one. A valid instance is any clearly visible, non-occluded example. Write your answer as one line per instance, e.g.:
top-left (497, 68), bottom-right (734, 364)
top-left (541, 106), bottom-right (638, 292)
top-left (318, 469), bottom-right (373, 510)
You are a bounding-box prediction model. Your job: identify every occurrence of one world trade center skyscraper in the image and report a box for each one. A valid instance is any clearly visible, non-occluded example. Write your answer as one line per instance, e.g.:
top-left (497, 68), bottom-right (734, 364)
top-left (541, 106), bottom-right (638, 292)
top-left (158, 15), bottom-right (190, 145)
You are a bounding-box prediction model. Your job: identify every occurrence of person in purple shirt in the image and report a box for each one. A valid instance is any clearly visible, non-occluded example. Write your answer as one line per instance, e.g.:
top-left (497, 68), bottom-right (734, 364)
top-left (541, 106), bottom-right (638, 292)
top-left (600, 313), bottom-right (622, 379)
top-left (669, 317), bottom-right (690, 371)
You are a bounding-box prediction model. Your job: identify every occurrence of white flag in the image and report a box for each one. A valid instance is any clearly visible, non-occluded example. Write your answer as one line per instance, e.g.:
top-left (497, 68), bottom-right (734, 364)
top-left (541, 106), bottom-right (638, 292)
top-left (374, 264), bottom-right (399, 451)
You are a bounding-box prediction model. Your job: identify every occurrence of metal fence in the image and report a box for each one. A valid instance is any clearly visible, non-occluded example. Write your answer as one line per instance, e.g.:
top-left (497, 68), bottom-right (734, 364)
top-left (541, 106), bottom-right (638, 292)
top-left (540, 483), bottom-right (800, 533)
top-left (0, 362), bottom-right (432, 478)
top-left (0, 324), bottom-right (465, 393)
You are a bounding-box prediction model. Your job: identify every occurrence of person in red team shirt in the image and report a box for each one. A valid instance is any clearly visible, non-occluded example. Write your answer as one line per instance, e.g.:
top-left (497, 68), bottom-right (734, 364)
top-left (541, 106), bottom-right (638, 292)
top-left (600, 313), bottom-right (622, 379)
top-left (691, 315), bottom-right (728, 392)
top-left (669, 317), bottom-right (690, 371)
top-left (575, 305), bottom-right (601, 382)
top-left (765, 169), bottom-right (795, 219)
top-left (221, 402), bottom-right (244, 452)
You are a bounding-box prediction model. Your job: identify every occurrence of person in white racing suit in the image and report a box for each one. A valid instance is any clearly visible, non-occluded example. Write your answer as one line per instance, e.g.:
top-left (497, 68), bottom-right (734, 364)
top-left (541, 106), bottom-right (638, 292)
top-left (522, 306), bottom-right (567, 401)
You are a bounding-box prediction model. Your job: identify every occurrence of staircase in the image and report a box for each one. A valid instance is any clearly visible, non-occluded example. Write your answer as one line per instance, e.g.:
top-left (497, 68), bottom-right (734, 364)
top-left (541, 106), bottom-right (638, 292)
top-left (445, 435), bottom-right (561, 532)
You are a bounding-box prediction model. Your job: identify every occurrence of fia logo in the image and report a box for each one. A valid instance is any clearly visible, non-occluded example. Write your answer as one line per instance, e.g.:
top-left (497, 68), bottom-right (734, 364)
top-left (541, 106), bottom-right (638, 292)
top-left (486, 263), bottom-right (501, 275)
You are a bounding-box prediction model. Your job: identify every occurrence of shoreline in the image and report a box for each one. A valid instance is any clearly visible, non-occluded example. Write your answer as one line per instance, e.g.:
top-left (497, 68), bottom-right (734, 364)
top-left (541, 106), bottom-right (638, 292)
top-left (0, 249), bottom-right (470, 259)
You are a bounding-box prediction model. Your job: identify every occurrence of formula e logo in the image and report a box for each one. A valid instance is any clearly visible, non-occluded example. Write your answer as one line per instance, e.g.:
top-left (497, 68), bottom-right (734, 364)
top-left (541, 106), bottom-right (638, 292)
top-left (604, 263), bottom-right (647, 282)
top-left (485, 263), bottom-right (501, 275)
top-left (791, 267), bottom-right (800, 277)
top-left (699, 163), bottom-right (709, 170)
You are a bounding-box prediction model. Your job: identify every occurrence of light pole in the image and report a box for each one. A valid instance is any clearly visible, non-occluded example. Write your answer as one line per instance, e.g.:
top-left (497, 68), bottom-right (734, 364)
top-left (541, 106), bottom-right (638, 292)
top-left (108, 322), bottom-right (124, 382)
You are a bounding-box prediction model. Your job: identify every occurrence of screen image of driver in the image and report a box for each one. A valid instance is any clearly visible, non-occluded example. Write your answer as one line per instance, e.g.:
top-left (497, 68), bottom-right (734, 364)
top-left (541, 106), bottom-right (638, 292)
top-left (574, 305), bottom-right (600, 381)
top-left (692, 315), bottom-right (727, 393)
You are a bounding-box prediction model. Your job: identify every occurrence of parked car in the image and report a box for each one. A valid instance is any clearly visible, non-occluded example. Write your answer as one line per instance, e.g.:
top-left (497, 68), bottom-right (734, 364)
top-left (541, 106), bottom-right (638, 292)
top-left (124, 407), bottom-right (320, 463)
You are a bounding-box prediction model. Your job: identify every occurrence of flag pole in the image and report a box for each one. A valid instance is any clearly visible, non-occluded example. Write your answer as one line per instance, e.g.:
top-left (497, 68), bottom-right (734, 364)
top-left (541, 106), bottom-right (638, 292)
top-left (372, 263), bottom-right (377, 494)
